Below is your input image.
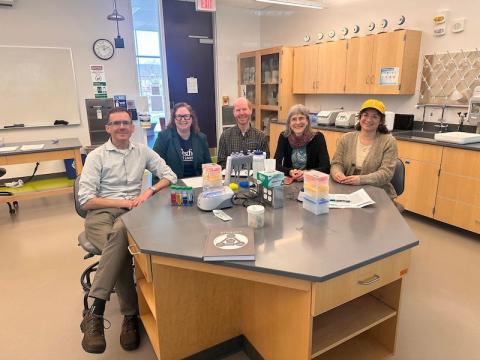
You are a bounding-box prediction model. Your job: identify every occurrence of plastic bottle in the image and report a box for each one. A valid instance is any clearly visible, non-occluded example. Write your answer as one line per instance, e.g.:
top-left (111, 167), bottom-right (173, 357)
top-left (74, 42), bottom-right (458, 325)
top-left (182, 187), bottom-right (188, 206)
top-left (170, 185), bottom-right (177, 206)
top-left (176, 187), bottom-right (182, 206)
top-left (252, 150), bottom-right (266, 178)
top-left (187, 186), bottom-right (194, 205)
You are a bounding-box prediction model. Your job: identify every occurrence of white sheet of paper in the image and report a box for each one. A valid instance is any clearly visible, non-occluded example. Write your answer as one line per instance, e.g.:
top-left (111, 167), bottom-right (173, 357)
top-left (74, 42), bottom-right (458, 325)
top-left (329, 189), bottom-right (375, 208)
top-left (20, 144), bottom-right (44, 151)
top-left (181, 176), bottom-right (204, 188)
top-left (187, 77), bottom-right (198, 94)
top-left (0, 146), bottom-right (19, 152)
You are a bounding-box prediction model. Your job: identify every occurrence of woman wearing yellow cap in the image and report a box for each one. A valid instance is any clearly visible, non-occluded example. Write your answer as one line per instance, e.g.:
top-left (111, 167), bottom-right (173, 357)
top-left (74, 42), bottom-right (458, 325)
top-left (330, 99), bottom-right (398, 199)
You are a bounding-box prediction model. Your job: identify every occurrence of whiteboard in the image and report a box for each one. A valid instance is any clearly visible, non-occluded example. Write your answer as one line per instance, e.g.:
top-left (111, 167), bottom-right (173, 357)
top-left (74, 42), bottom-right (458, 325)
top-left (0, 46), bottom-right (81, 129)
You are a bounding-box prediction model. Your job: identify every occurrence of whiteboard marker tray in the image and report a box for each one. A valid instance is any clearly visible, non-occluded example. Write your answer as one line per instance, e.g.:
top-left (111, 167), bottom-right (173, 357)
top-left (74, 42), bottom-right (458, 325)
top-left (434, 132), bottom-right (480, 144)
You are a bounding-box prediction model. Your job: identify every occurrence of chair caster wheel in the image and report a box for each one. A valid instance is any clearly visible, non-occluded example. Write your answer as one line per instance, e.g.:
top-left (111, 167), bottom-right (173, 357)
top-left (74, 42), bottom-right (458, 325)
top-left (9, 208), bottom-right (16, 215)
top-left (13, 201), bottom-right (18, 209)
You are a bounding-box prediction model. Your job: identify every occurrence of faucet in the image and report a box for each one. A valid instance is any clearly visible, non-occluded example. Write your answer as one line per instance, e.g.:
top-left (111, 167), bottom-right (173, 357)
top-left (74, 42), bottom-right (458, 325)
top-left (457, 112), bottom-right (467, 132)
top-left (434, 105), bottom-right (449, 132)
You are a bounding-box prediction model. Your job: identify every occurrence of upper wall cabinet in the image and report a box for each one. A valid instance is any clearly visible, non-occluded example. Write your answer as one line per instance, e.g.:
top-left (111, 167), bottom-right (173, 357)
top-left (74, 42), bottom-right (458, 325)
top-left (293, 41), bottom-right (348, 94)
top-left (294, 30), bottom-right (422, 95)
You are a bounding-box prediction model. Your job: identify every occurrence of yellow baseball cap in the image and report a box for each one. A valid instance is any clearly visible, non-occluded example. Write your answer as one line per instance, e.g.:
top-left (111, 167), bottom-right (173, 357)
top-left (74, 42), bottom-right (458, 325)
top-left (360, 99), bottom-right (385, 115)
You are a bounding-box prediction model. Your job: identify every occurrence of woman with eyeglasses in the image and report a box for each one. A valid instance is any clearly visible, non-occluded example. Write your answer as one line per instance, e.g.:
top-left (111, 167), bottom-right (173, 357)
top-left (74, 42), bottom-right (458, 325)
top-left (330, 99), bottom-right (398, 198)
top-left (152, 102), bottom-right (211, 181)
top-left (274, 104), bottom-right (330, 183)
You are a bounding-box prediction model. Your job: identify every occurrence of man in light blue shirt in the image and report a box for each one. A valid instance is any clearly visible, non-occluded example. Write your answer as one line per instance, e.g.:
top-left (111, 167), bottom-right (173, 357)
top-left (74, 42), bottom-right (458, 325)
top-left (79, 108), bottom-right (176, 354)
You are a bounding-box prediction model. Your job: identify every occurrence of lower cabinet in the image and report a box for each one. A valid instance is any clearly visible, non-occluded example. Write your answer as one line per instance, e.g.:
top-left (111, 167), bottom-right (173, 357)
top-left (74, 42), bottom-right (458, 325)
top-left (269, 122), bottom-right (285, 158)
top-left (396, 140), bottom-right (442, 217)
top-left (434, 147), bottom-right (480, 233)
top-left (316, 129), bottom-right (343, 158)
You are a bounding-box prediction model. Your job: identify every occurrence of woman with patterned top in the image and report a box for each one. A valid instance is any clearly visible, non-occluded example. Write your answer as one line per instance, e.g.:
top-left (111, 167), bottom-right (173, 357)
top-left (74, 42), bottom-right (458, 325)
top-left (274, 104), bottom-right (330, 182)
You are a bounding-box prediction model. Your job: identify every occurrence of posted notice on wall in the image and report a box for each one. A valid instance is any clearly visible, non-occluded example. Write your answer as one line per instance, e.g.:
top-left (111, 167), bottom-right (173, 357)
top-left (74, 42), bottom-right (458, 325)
top-left (90, 65), bottom-right (108, 98)
top-left (379, 67), bottom-right (400, 85)
top-left (187, 77), bottom-right (198, 94)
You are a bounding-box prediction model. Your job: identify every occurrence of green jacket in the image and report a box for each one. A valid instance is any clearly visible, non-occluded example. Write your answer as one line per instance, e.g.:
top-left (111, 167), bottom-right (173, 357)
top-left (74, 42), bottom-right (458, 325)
top-left (152, 128), bottom-right (211, 182)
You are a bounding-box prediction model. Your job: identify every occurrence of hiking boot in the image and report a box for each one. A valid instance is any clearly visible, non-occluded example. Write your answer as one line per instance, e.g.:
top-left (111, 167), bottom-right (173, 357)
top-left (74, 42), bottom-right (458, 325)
top-left (120, 315), bottom-right (140, 351)
top-left (80, 308), bottom-right (108, 354)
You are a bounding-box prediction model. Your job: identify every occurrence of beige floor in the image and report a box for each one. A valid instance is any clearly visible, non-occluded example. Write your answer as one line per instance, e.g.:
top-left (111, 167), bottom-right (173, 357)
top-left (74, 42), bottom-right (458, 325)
top-left (0, 194), bottom-right (479, 360)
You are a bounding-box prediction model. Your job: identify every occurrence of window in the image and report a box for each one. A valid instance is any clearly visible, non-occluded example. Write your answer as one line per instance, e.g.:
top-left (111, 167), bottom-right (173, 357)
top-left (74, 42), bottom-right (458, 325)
top-left (131, 0), bottom-right (166, 128)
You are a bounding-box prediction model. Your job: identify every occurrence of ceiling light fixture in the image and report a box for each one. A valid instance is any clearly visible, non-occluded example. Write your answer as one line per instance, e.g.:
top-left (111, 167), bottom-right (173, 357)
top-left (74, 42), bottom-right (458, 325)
top-left (255, 0), bottom-right (324, 9)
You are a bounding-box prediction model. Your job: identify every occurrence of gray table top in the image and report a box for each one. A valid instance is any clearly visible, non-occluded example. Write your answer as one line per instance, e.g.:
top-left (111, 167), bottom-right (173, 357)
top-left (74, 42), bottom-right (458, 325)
top-left (0, 138), bottom-right (82, 156)
top-left (122, 182), bottom-right (418, 282)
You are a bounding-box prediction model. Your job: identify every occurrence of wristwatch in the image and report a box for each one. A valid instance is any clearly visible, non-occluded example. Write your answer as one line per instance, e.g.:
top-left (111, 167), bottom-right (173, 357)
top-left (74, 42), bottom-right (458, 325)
top-left (149, 185), bottom-right (157, 194)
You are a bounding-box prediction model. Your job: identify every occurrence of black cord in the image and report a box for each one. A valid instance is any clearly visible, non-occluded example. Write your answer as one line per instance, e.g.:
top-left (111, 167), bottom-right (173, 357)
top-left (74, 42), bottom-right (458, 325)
top-left (23, 162), bottom-right (40, 184)
top-left (231, 188), bottom-right (263, 207)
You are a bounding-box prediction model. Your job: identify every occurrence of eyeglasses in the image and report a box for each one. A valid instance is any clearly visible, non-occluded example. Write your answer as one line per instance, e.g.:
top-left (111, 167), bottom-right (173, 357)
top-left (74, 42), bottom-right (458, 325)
top-left (360, 113), bottom-right (381, 121)
top-left (107, 120), bottom-right (132, 127)
top-left (175, 114), bottom-right (192, 120)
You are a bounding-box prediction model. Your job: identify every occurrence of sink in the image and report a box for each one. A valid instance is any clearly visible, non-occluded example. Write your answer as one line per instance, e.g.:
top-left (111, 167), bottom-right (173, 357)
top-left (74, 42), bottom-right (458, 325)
top-left (393, 130), bottom-right (437, 139)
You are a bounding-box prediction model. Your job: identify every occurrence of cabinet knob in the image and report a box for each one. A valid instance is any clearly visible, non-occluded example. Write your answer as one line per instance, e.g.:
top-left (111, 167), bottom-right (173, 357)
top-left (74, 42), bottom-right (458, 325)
top-left (405, 159), bottom-right (411, 164)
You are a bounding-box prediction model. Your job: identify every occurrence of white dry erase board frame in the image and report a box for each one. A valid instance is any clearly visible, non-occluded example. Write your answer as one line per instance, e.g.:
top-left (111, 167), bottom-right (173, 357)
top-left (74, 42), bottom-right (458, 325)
top-left (0, 46), bottom-right (81, 131)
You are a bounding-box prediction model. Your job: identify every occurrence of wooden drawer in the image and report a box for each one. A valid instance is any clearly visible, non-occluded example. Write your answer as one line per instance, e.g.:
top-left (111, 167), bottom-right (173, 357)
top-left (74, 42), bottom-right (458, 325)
top-left (441, 147), bottom-right (480, 178)
top-left (396, 140), bottom-right (442, 164)
top-left (434, 197), bottom-right (480, 234)
top-left (312, 250), bottom-right (411, 316)
top-left (127, 234), bottom-right (153, 283)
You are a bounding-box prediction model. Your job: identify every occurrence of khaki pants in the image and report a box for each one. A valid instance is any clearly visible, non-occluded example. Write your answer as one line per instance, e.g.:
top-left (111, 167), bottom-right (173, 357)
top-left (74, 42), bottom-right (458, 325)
top-left (85, 208), bottom-right (138, 316)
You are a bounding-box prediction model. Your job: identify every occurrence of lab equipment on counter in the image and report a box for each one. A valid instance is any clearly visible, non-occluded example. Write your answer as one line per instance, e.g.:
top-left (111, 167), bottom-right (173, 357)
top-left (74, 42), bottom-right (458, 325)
top-left (224, 152), bottom-right (253, 186)
top-left (467, 86), bottom-right (480, 132)
top-left (202, 163), bottom-right (222, 191)
top-left (170, 186), bottom-right (194, 206)
top-left (197, 186), bottom-right (234, 211)
top-left (259, 185), bottom-right (284, 209)
top-left (385, 111), bottom-right (395, 131)
top-left (335, 111), bottom-right (358, 128)
top-left (302, 170), bottom-right (329, 215)
top-left (252, 150), bottom-right (266, 178)
top-left (317, 110), bottom-right (342, 125)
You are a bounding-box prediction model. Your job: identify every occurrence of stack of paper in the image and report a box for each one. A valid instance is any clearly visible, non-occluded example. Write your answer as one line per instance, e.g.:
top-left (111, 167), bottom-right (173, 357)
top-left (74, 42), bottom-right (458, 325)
top-left (329, 189), bottom-right (375, 208)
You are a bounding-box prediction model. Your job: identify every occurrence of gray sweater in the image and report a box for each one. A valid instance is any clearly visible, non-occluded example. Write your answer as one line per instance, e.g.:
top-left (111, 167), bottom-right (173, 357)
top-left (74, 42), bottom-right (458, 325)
top-left (330, 132), bottom-right (398, 199)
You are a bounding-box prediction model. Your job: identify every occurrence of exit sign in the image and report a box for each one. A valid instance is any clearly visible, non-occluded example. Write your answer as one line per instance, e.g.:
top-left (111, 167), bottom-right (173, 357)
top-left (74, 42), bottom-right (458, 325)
top-left (195, 0), bottom-right (215, 12)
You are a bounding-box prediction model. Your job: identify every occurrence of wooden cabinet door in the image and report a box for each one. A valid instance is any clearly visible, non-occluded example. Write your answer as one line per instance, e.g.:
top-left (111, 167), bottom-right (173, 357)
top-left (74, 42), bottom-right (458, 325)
top-left (269, 122), bottom-right (285, 158)
top-left (396, 158), bottom-right (439, 217)
top-left (293, 45), bottom-right (318, 94)
top-left (434, 147), bottom-right (480, 233)
top-left (345, 36), bottom-right (374, 93)
top-left (317, 40), bottom-right (347, 94)
top-left (319, 130), bottom-right (342, 158)
top-left (370, 31), bottom-right (407, 94)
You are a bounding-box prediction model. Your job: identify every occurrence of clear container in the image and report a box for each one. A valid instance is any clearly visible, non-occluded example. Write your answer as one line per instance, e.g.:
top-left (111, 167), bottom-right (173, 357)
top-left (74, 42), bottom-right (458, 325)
top-left (303, 170), bottom-right (329, 185)
top-left (303, 195), bottom-right (329, 215)
top-left (247, 205), bottom-right (265, 229)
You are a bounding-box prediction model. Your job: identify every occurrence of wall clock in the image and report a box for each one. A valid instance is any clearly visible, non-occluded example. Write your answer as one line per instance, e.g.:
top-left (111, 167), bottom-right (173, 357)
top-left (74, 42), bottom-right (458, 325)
top-left (93, 39), bottom-right (115, 60)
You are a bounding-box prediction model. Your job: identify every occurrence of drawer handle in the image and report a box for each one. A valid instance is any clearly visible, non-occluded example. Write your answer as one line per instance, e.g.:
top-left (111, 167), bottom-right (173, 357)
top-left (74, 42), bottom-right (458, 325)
top-left (358, 274), bottom-right (380, 285)
top-left (127, 244), bottom-right (140, 256)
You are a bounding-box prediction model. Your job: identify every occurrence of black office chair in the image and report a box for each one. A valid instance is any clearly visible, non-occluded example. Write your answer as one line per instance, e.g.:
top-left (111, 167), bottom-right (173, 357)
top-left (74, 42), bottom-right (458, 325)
top-left (0, 167), bottom-right (18, 215)
top-left (73, 176), bottom-right (103, 316)
top-left (391, 159), bottom-right (405, 212)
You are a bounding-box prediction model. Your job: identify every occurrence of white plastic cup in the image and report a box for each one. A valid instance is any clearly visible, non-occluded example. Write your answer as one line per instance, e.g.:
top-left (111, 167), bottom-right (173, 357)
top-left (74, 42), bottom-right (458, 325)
top-left (264, 159), bottom-right (276, 172)
top-left (247, 205), bottom-right (265, 229)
